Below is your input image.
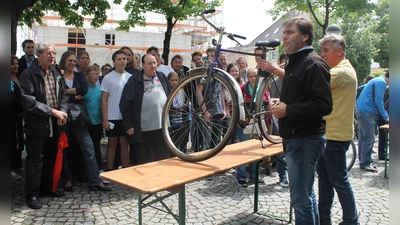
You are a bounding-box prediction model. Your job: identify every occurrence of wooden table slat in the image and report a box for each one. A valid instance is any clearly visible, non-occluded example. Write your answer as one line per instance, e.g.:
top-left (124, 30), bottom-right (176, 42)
top-left (100, 140), bottom-right (283, 194)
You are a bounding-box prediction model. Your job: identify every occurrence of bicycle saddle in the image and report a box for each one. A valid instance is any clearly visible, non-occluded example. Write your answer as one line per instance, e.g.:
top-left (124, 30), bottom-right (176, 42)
top-left (255, 38), bottom-right (281, 48)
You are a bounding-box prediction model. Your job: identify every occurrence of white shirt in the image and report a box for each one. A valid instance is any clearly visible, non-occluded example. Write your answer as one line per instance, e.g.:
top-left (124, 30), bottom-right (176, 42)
top-left (100, 70), bottom-right (132, 120)
top-left (157, 65), bottom-right (174, 77)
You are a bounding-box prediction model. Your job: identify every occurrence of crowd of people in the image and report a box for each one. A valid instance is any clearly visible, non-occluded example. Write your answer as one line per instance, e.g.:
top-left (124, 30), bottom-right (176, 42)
top-left (11, 15), bottom-right (388, 225)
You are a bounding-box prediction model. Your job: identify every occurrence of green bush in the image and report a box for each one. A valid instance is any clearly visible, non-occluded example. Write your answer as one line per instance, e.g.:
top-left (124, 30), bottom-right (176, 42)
top-left (371, 70), bottom-right (386, 76)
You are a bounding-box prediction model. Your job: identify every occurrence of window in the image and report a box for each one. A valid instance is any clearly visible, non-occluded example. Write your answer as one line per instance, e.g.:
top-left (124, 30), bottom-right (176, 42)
top-left (105, 34), bottom-right (115, 45)
top-left (268, 49), bottom-right (278, 61)
top-left (68, 28), bottom-right (86, 45)
top-left (67, 47), bottom-right (85, 53)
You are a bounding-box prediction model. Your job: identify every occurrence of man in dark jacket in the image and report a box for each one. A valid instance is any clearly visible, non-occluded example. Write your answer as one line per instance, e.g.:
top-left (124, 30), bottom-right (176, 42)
top-left (20, 42), bottom-right (69, 209)
top-left (17, 39), bottom-right (36, 78)
top-left (120, 54), bottom-right (171, 166)
top-left (258, 16), bottom-right (333, 225)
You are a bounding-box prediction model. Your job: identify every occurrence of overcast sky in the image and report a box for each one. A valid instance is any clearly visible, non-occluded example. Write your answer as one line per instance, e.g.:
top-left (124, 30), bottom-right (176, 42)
top-left (217, 0), bottom-right (276, 46)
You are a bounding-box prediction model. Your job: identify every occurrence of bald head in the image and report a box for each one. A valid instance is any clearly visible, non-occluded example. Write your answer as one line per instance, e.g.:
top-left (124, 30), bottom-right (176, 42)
top-left (142, 54), bottom-right (157, 77)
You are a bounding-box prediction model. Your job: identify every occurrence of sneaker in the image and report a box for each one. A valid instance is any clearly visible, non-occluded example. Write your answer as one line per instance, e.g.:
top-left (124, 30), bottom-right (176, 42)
top-left (227, 168), bottom-right (236, 174)
top-left (102, 179), bottom-right (110, 184)
top-left (237, 179), bottom-right (248, 187)
top-left (248, 179), bottom-right (265, 186)
top-left (264, 165), bottom-right (277, 177)
top-left (279, 177), bottom-right (289, 187)
top-left (361, 166), bottom-right (378, 172)
top-left (11, 171), bottom-right (22, 180)
top-left (26, 196), bottom-right (42, 209)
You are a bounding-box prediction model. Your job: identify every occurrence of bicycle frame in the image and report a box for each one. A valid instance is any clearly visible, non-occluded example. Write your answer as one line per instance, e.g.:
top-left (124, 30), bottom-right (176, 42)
top-left (200, 11), bottom-right (276, 128)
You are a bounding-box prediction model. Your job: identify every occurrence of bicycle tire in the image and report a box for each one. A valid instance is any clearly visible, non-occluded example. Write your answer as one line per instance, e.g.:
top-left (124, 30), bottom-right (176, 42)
top-left (346, 139), bottom-right (357, 171)
top-left (255, 76), bottom-right (282, 144)
top-left (162, 69), bottom-right (239, 162)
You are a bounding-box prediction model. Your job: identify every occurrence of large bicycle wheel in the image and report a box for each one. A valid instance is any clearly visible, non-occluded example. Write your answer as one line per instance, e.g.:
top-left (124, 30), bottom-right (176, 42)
top-left (255, 76), bottom-right (282, 144)
top-left (162, 68), bottom-right (239, 162)
top-left (346, 139), bottom-right (357, 171)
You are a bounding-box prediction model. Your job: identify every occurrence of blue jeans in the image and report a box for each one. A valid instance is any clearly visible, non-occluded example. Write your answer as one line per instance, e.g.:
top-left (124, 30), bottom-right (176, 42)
top-left (271, 123), bottom-right (287, 180)
top-left (356, 111), bottom-right (380, 167)
top-left (316, 140), bottom-right (358, 225)
top-left (234, 127), bottom-right (253, 181)
top-left (236, 162), bottom-right (257, 181)
top-left (210, 113), bottom-right (224, 148)
top-left (283, 134), bottom-right (326, 225)
top-left (274, 153), bottom-right (287, 179)
top-left (69, 125), bottom-right (103, 186)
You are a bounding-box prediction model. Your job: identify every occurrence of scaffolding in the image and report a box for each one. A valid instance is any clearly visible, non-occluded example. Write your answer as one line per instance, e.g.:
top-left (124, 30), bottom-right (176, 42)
top-left (18, 7), bottom-right (222, 66)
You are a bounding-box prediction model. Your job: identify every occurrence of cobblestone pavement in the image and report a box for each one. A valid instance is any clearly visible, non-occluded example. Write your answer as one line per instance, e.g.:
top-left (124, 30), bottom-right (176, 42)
top-left (11, 139), bottom-right (389, 224)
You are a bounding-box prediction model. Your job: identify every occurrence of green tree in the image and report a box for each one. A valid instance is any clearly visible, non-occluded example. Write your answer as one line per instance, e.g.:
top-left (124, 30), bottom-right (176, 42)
top-left (337, 15), bottom-right (380, 84)
top-left (12, 0), bottom-right (222, 63)
top-left (267, 0), bottom-right (377, 83)
top-left (117, 0), bottom-right (222, 63)
top-left (267, 0), bottom-right (374, 36)
top-left (373, 0), bottom-right (389, 69)
top-left (12, 0), bottom-right (118, 55)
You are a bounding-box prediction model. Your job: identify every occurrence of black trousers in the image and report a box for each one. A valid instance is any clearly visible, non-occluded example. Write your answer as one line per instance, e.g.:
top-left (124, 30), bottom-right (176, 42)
top-left (378, 119), bottom-right (388, 159)
top-left (130, 129), bottom-right (170, 166)
top-left (24, 119), bottom-right (59, 198)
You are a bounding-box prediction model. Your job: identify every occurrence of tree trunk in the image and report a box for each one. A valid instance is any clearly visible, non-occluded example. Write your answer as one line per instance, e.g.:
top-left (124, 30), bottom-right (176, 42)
top-left (162, 17), bottom-right (174, 66)
top-left (11, 0), bottom-right (38, 55)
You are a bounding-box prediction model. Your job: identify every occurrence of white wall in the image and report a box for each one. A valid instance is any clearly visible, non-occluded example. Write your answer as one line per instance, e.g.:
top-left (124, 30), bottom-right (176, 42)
top-left (35, 26), bottom-right (193, 68)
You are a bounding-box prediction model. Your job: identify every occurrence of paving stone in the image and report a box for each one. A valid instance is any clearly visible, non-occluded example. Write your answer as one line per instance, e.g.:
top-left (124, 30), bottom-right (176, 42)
top-left (11, 137), bottom-right (389, 224)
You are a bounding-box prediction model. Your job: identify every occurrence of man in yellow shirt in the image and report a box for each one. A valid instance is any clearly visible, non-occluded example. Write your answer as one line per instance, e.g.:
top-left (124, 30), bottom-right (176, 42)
top-left (317, 34), bottom-right (359, 225)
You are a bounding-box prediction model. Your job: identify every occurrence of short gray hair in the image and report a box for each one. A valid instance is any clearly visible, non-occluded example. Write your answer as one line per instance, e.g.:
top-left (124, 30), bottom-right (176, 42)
top-left (319, 34), bottom-right (346, 56)
top-left (35, 42), bottom-right (55, 55)
top-left (236, 56), bottom-right (247, 63)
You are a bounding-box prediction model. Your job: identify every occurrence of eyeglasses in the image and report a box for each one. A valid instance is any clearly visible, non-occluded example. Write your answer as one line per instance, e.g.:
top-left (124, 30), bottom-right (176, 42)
top-left (46, 51), bottom-right (57, 56)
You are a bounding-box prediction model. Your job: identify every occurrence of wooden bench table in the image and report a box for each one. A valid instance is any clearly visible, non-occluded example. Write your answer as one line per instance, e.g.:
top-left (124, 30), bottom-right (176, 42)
top-left (100, 140), bottom-right (289, 224)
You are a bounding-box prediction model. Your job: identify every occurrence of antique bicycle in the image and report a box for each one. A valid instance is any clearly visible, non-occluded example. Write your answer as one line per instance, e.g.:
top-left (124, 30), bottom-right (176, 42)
top-left (161, 9), bottom-right (282, 162)
top-left (162, 9), bottom-right (358, 168)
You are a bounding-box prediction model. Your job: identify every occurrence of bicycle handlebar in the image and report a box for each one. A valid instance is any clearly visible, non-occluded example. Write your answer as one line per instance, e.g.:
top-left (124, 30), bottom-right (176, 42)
top-left (203, 9), bottom-right (216, 14)
top-left (202, 9), bottom-right (246, 41)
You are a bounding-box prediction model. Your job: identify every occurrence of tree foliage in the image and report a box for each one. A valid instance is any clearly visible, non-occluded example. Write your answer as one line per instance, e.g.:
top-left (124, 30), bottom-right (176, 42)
top-left (266, 0), bottom-right (380, 83)
top-left (12, 0), bottom-right (119, 54)
top-left (12, 0), bottom-right (222, 63)
top-left (337, 14), bottom-right (380, 84)
top-left (117, 0), bottom-right (222, 63)
top-left (373, 0), bottom-right (389, 69)
top-left (267, 0), bottom-right (374, 36)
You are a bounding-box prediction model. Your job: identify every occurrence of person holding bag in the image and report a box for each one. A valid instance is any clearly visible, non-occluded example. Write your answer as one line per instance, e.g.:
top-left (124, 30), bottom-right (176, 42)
top-left (59, 51), bottom-right (110, 192)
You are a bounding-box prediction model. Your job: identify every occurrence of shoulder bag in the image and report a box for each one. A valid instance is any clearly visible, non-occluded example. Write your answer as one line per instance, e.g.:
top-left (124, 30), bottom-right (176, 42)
top-left (67, 103), bottom-right (92, 128)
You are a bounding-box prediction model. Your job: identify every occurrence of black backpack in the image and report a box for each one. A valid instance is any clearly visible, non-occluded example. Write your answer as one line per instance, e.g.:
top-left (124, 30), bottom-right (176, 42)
top-left (356, 85), bottom-right (365, 100)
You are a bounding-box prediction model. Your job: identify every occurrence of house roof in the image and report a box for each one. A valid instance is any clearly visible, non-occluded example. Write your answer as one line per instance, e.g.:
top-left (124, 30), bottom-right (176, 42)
top-left (244, 10), bottom-right (308, 50)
